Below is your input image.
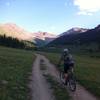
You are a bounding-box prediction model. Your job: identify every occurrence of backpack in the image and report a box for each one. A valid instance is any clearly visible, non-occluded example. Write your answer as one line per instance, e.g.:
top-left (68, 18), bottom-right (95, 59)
top-left (64, 54), bottom-right (74, 64)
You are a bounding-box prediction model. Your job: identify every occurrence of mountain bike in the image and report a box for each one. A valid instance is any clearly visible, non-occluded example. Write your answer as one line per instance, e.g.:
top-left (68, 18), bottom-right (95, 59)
top-left (60, 68), bottom-right (76, 92)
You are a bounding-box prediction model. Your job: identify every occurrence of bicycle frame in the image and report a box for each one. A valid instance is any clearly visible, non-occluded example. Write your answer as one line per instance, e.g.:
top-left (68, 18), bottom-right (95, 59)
top-left (60, 67), bottom-right (76, 92)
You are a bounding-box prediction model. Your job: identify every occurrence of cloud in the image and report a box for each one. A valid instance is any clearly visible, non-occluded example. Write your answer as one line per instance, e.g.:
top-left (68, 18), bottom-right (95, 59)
top-left (73, 0), bottom-right (100, 15)
top-left (77, 11), bottom-right (92, 15)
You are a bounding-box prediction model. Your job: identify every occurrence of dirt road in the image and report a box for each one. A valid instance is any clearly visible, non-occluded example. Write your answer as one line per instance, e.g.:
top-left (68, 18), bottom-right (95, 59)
top-left (29, 54), bottom-right (55, 100)
top-left (29, 54), bottom-right (98, 100)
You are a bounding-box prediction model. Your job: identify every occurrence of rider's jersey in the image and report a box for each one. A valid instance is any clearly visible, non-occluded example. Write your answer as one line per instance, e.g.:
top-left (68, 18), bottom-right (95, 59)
top-left (62, 53), bottom-right (74, 65)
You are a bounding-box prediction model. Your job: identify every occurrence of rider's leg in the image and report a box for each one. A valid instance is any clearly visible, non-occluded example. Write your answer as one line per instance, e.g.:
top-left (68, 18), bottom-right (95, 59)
top-left (64, 64), bottom-right (69, 85)
top-left (64, 73), bottom-right (68, 84)
top-left (69, 63), bottom-right (74, 72)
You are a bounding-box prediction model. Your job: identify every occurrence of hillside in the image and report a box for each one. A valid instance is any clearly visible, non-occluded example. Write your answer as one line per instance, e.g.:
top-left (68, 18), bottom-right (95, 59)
top-left (0, 23), bottom-right (33, 41)
top-left (47, 25), bottom-right (100, 48)
top-left (33, 31), bottom-right (56, 41)
top-left (0, 23), bottom-right (57, 46)
top-left (59, 27), bottom-right (88, 36)
top-left (32, 31), bottom-right (56, 46)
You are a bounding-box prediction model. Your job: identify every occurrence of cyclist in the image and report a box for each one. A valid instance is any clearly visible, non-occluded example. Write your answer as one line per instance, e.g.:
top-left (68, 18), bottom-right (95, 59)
top-left (58, 48), bottom-right (74, 85)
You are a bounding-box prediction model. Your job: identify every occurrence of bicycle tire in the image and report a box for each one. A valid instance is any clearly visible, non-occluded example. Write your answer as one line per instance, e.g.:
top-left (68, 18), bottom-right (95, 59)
top-left (68, 75), bottom-right (76, 92)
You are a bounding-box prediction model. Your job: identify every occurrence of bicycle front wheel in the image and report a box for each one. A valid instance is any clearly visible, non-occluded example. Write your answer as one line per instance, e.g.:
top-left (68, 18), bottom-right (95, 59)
top-left (60, 71), bottom-right (65, 84)
top-left (68, 76), bottom-right (76, 92)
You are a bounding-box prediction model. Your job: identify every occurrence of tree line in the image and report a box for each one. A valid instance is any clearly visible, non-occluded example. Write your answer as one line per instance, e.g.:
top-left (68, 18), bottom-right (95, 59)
top-left (0, 34), bottom-right (25, 49)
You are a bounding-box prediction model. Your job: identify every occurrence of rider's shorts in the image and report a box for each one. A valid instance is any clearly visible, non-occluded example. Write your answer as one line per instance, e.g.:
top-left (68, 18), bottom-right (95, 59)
top-left (64, 63), bottom-right (74, 73)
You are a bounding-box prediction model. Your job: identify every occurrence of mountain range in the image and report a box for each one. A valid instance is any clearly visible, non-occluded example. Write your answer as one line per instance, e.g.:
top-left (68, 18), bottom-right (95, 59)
top-left (59, 27), bottom-right (88, 36)
top-left (0, 23), bottom-right (57, 46)
top-left (33, 31), bottom-right (56, 46)
top-left (0, 23), bottom-right (100, 48)
top-left (47, 25), bottom-right (100, 48)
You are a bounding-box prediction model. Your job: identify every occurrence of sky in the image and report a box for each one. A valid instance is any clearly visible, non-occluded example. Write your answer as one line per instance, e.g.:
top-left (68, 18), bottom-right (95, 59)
top-left (0, 0), bottom-right (100, 34)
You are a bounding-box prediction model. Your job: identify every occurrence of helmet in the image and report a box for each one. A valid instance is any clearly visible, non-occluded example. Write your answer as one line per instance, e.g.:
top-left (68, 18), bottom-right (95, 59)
top-left (63, 48), bottom-right (69, 56)
top-left (63, 48), bottom-right (69, 53)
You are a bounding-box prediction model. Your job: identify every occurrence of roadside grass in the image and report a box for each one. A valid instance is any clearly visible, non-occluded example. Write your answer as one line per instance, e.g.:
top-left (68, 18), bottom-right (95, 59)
top-left (0, 46), bottom-right (35, 100)
top-left (43, 52), bottom-right (100, 99)
top-left (44, 74), bottom-right (71, 100)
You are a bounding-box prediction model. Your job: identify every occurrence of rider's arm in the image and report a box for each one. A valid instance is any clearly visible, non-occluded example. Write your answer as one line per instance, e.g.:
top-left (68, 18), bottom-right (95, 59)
top-left (58, 54), bottom-right (63, 66)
